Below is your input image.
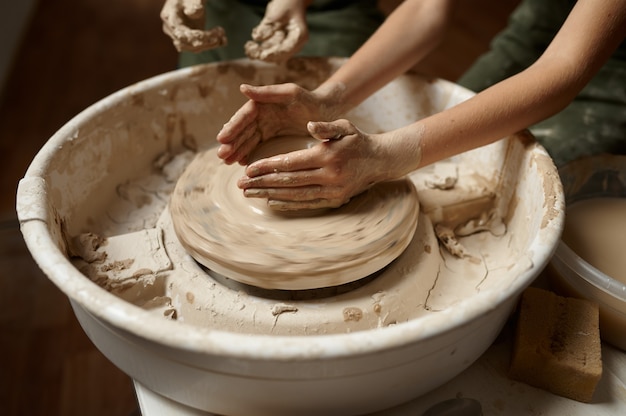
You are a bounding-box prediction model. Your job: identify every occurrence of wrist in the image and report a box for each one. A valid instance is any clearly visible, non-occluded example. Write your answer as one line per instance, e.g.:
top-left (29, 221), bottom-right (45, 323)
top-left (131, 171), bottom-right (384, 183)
top-left (378, 127), bottom-right (425, 179)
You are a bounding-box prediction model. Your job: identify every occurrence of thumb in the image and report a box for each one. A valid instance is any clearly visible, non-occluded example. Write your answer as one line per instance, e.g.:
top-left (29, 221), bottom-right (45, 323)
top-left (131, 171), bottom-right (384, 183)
top-left (307, 120), bottom-right (352, 141)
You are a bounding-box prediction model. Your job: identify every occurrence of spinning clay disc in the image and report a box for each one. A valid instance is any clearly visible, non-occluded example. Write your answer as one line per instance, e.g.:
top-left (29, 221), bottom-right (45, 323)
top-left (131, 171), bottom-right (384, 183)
top-left (170, 138), bottom-right (420, 290)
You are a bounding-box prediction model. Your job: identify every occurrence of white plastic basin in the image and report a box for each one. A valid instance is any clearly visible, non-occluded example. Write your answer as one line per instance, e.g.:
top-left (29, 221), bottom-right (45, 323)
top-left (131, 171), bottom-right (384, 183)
top-left (16, 58), bottom-right (564, 415)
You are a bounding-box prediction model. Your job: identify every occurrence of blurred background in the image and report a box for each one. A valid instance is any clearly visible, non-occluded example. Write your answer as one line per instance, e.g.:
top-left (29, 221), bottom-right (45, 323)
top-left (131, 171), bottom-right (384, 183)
top-left (0, 0), bottom-right (518, 414)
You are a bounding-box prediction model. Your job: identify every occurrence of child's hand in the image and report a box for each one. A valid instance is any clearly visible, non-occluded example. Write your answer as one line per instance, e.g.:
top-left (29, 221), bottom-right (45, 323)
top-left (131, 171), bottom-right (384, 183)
top-left (161, 0), bottom-right (227, 52)
top-left (217, 83), bottom-right (331, 165)
top-left (237, 120), bottom-right (390, 211)
top-left (245, 0), bottom-right (309, 62)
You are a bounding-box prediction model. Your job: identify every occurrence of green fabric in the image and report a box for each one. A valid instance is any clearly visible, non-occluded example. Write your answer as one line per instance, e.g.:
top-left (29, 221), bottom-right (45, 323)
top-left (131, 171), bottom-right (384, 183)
top-left (457, 0), bottom-right (626, 167)
top-left (178, 0), bottom-right (384, 67)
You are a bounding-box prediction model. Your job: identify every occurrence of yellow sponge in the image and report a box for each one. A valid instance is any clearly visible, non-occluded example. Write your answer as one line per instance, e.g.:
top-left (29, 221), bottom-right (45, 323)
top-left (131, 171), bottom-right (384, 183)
top-left (509, 287), bottom-right (602, 403)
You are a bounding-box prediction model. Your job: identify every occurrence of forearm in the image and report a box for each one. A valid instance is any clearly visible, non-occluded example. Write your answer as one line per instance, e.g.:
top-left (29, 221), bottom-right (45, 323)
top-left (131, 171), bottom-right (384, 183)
top-left (378, 0), bottom-right (626, 178)
top-left (381, 58), bottom-right (605, 179)
top-left (313, 0), bottom-right (455, 117)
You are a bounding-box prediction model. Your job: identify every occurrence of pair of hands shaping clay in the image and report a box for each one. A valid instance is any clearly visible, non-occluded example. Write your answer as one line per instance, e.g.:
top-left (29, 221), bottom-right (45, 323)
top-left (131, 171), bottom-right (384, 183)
top-left (160, 0), bottom-right (308, 62)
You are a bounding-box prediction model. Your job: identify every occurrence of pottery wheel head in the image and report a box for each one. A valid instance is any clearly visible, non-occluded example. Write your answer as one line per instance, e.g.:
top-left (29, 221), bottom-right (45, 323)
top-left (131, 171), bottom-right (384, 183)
top-left (169, 137), bottom-right (420, 290)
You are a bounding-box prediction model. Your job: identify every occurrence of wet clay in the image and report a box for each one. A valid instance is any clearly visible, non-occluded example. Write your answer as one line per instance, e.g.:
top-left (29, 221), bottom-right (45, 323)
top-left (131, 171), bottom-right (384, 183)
top-left (561, 197), bottom-right (626, 283)
top-left (68, 145), bottom-right (533, 336)
top-left (169, 137), bottom-right (420, 290)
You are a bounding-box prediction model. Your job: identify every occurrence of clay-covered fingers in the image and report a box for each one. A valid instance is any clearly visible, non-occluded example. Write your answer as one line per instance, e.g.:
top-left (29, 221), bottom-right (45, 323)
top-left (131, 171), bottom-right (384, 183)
top-left (245, 0), bottom-right (308, 63)
top-left (217, 95), bottom-right (258, 143)
top-left (167, 26), bottom-right (227, 53)
top-left (240, 172), bottom-right (349, 211)
top-left (239, 82), bottom-right (308, 105)
top-left (307, 119), bottom-right (356, 141)
top-left (216, 83), bottom-right (319, 164)
top-left (217, 121), bottom-right (261, 165)
top-left (245, 19), bottom-right (306, 62)
top-left (240, 83), bottom-right (324, 135)
top-left (238, 144), bottom-right (353, 210)
top-left (181, 0), bottom-right (203, 18)
top-left (252, 186), bottom-right (348, 211)
top-left (161, 0), bottom-right (227, 52)
top-left (240, 167), bottom-right (322, 189)
top-left (217, 100), bottom-right (261, 164)
top-left (243, 142), bottom-right (325, 176)
top-left (234, 119), bottom-right (392, 211)
top-left (268, 197), bottom-right (346, 211)
top-left (239, 148), bottom-right (324, 195)
top-left (238, 119), bottom-right (386, 211)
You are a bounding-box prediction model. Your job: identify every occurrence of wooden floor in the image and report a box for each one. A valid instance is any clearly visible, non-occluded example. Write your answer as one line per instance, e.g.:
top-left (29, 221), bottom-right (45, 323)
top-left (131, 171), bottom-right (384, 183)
top-left (0, 1), bottom-right (518, 415)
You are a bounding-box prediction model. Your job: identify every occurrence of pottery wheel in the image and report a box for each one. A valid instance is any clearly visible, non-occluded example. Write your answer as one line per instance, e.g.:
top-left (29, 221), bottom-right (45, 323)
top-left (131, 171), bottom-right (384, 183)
top-left (169, 138), bottom-right (420, 290)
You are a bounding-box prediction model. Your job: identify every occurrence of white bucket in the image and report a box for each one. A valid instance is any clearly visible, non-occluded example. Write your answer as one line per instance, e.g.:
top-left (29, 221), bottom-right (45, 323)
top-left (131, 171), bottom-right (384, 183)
top-left (16, 58), bottom-right (564, 415)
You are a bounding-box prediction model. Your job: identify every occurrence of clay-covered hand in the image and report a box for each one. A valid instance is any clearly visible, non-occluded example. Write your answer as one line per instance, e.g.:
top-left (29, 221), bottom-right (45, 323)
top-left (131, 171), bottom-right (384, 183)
top-left (245, 0), bottom-right (309, 62)
top-left (237, 119), bottom-right (389, 210)
top-left (161, 0), bottom-right (227, 52)
top-left (217, 83), bottom-right (338, 165)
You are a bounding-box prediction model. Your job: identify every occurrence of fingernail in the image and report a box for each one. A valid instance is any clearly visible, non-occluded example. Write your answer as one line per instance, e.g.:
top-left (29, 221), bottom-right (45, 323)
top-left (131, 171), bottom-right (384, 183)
top-left (237, 175), bottom-right (248, 185)
top-left (246, 165), bottom-right (260, 176)
top-left (244, 189), bottom-right (264, 197)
